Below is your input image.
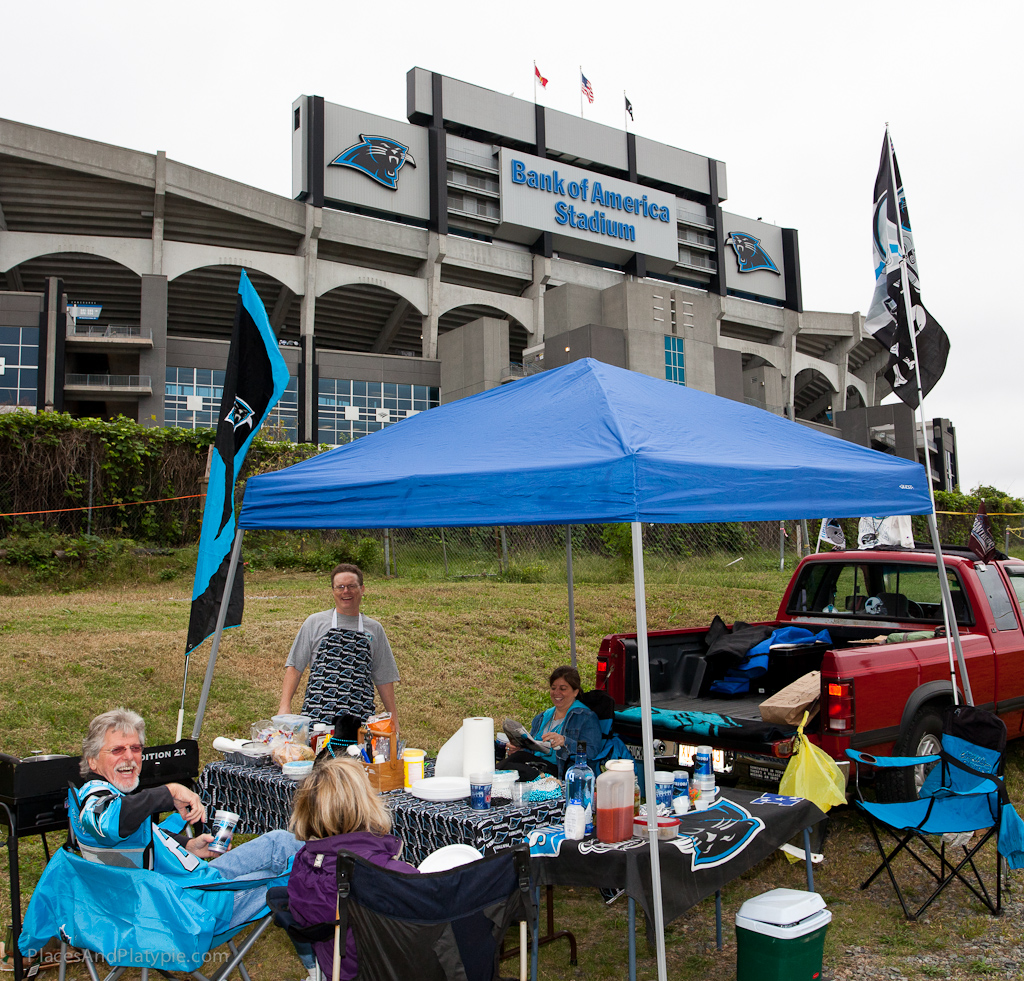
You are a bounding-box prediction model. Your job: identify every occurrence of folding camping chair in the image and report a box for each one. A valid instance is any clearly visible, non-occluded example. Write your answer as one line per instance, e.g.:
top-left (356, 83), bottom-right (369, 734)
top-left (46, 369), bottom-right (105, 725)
top-left (578, 689), bottom-right (633, 769)
top-left (269, 845), bottom-right (535, 981)
top-left (19, 843), bottom-right (280, 981)
top-left (846, 705), bottom-right (1024, 921)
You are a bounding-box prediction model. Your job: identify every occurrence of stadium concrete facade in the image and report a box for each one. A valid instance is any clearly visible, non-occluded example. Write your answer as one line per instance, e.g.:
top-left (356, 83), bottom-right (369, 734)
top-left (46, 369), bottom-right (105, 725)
top-left (0, 68), bottom-right (956, 489)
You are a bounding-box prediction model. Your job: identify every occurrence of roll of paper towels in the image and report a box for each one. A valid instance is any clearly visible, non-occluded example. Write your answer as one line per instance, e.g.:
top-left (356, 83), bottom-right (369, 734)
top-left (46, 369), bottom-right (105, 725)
top-left (212, 737), bottom-right (247, 753)
top-left (461, 717), bottom-right (494, 779)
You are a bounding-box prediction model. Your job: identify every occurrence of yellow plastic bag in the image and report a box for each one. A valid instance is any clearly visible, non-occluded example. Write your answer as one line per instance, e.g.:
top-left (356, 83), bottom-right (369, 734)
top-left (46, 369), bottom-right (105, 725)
top-left (778, 711), bottom-right (847, 813)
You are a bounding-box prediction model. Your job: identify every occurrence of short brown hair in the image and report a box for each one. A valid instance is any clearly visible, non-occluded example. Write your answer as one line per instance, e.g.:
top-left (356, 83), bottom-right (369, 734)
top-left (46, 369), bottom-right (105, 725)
top-left (549, 665), bottom-right (582, 691)
top-left (290, 756), bottom-right (391, 840)
top-left (331, 563), bottom-right (364, 586)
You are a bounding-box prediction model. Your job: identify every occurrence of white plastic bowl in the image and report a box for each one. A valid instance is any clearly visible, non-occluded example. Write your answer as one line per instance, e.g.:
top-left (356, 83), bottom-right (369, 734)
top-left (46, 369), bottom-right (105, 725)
top-left (282, 760), bottom-right (313, 782)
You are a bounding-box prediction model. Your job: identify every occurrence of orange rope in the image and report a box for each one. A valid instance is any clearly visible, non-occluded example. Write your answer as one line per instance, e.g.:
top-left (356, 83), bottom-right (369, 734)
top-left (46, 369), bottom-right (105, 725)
top-left (1, 493), bottom-right (201, 517)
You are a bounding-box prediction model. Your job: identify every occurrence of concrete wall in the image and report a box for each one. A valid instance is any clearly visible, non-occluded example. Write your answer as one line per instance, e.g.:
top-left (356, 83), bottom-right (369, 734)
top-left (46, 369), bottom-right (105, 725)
top-left (138, 275), bottom-right (167, 425)
top-left (543, 324), bottom-right (626, 371)
top-left (437, 317), bottom-right (506, 403)
top-left (714, 347), bottom-right (744, 402)
top-left (544, 283), bottom-right (604, 336)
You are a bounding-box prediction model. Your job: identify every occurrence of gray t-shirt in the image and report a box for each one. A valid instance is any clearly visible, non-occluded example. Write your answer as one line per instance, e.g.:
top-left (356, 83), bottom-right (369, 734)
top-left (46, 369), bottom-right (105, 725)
top-left (285, 610), bottom-right (400, 686)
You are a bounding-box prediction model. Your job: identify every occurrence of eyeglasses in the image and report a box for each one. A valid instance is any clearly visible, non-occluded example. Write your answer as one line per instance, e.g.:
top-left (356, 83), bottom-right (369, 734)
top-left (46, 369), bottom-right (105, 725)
top-left (333, 584), bottom-right (361, 592)
top-left (102, 744), bottom-right (142, 757)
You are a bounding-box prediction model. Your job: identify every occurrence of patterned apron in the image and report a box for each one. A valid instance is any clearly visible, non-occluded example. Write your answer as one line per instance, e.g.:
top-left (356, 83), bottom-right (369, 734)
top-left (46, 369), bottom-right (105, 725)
top-left (300, 612), bottom-right (375, 725)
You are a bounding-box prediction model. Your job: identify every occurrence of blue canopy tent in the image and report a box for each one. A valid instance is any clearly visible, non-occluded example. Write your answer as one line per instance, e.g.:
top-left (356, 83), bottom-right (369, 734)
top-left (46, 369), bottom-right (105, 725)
top-left (195, 358), bottom-right (943, 981)
top-left (238, 358), bottom-right (933, 528)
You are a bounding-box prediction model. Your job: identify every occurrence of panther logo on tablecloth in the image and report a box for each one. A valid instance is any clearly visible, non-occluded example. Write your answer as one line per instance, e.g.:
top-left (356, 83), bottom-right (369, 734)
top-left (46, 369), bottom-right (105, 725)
top-left (671, 799), bottom-right (765, 871)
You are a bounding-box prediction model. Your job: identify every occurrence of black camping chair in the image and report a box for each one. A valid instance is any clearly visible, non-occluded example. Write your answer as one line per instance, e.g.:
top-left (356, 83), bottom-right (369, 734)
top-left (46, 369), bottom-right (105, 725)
top-left (846, 705), bottom-right (1022, 920)
top-left (269, 845), bottom-right (535, 981)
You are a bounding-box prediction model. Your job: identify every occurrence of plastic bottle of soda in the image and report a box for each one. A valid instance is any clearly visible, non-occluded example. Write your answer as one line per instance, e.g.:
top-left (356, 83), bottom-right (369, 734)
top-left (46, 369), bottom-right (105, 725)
top-left (564, 740), bottom-right (595, 838)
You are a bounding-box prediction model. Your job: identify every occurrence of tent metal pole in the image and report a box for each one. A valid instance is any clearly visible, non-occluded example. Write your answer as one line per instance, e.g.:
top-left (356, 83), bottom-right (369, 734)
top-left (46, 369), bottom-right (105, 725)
top-left (191, 529), bottom-right (244, 740)
top-left (927, 511), bottom-right (972, 706)
top-left (631, 521), bottom-right (667, 981)
top-left (566, 525), bottom-right (577, 668)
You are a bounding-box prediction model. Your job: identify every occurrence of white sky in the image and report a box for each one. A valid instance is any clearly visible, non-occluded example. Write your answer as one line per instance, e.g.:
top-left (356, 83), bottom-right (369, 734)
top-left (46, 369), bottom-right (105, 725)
top-left (2, 0), bottom-right (1020, 496)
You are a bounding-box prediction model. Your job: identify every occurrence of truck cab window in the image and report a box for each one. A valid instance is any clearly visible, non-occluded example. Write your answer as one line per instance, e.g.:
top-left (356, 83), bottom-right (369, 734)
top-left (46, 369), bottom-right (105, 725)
top-left (1007, 567), bottom-right (1024, 620)
top-left (976, 564), bottom-right (1020, 631)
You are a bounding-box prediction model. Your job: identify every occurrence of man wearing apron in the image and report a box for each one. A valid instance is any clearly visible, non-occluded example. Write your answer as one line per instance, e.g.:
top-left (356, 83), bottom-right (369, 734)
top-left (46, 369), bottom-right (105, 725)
top-left (279, 563), bottom-right (400, 731)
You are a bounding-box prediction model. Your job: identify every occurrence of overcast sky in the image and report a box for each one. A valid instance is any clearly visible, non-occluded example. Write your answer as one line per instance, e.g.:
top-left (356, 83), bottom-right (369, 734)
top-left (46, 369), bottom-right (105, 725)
top-left (2, 0), bottom-right (1020, 497)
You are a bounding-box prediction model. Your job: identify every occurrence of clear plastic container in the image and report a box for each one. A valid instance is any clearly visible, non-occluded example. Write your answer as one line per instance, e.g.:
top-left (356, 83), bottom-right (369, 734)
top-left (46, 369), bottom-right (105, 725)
top-left (595, 759), bottom-right (635, 843)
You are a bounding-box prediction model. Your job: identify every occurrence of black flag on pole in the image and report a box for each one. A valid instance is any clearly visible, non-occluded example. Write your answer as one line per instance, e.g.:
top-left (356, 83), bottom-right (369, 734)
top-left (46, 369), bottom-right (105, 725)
top-left (969, 501), bottom-right (998, 564)
top-left (865, 130), bottom-right (949, 408)
top-left (185, 270), bottom-right (289, 654)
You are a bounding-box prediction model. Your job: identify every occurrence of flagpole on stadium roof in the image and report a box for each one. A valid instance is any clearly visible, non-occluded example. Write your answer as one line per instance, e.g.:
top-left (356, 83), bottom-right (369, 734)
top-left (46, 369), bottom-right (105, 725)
top-left (579, 66), bottom-right (584, 117)
top-left (884, 124), bottom-right (972, 707)
top-left (533, 61), bottom-right (537, 105)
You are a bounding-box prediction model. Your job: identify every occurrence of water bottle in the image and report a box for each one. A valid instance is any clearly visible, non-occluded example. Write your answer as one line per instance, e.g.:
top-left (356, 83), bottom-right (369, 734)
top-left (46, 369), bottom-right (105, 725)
top-left (564, 740), bottom-right (596, 838)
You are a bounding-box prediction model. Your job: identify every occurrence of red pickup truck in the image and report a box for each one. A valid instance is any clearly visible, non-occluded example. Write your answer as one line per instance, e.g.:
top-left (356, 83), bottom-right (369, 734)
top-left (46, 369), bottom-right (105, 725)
top-left (596, 546), bottom-right (1024, 801)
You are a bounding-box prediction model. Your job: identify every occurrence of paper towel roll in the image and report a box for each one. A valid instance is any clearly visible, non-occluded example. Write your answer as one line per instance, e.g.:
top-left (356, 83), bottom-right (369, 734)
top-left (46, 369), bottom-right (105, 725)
top-left (434, 727), bottom-right (465, 778)
top-left (461, 717), bottom-right (494, 779)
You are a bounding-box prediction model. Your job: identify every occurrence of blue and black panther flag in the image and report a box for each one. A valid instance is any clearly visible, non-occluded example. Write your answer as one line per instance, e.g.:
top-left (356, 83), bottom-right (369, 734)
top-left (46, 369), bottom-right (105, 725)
top-left (185, 271), bottom-right (289, 655)
top-left (865, 128), bottom-right (949, 408)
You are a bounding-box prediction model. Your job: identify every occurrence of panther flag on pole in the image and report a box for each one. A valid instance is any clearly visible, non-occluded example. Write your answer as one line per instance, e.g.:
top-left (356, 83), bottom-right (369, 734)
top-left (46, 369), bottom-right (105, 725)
top-left (865, 129), bottom-right (949, 408)
top-left (969, 501), bottom-right (998, 564)
top-left (185, 270), bottom-right (290, 654)
top-left (818, 518), bottom-right (846, 550)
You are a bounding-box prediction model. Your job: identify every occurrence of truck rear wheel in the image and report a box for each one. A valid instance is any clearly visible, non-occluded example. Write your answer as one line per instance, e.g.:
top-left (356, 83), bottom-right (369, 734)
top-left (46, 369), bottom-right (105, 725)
top-left (876, 706), bottom-right (944, 803)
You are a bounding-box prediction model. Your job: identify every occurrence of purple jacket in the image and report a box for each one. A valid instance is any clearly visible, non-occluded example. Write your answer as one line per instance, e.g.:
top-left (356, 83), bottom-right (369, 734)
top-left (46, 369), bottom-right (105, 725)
top-left (287, 831), bottom-right (418, 980)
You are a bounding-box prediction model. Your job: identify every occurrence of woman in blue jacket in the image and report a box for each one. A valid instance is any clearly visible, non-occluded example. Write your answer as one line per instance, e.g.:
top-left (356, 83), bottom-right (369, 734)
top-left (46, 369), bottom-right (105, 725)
top-left (505, 665), bottom-right (603, 777)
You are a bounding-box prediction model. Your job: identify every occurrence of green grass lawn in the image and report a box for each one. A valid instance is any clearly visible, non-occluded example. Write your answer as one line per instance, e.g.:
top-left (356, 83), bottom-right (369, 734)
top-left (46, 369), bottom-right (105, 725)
top-left (3, 570), bottom-right (1023, 980)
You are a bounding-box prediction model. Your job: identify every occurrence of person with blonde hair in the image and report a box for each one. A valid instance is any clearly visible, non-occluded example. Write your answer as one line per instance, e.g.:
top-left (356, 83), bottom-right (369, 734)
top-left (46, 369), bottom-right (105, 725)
top-left (287, 757), bottom-right (417, 980)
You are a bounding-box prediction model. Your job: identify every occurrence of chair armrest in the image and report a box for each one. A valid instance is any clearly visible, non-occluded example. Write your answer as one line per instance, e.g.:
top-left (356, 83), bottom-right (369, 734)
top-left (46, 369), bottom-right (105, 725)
top-left (845, 749), bottom-right (941, 767)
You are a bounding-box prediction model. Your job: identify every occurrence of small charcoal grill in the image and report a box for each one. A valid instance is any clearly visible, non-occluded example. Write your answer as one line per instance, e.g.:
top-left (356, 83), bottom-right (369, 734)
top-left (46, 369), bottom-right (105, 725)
top-left (1, 741), bottom-right (199, 981)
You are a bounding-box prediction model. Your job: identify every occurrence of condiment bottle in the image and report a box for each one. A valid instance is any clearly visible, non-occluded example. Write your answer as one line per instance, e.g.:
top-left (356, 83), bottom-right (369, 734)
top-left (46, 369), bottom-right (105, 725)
top-left (595, 759), bottom-right (634, 844)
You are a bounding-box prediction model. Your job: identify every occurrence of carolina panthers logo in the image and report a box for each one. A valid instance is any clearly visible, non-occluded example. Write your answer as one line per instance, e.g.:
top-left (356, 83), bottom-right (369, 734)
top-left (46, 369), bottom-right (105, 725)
top-left (726, 232), bottom-right (780, 275)
top-left (224, 396), bottom-right (255, 432)
top-left (670, 799), bottom-right (765, 870)
top-left (330, 135), bottom-right (417, 190)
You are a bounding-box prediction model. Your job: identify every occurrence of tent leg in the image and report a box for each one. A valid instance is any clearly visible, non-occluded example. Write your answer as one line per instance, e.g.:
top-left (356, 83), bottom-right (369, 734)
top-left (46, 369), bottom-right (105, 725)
top-left (631, 521), bottom-right (667, 981)
top-left (925, 512), bottom-right (973, 706)
top-left (566, 525), bottom-right (577, 668)
top-left (191, 529), bottom-right (244, 740)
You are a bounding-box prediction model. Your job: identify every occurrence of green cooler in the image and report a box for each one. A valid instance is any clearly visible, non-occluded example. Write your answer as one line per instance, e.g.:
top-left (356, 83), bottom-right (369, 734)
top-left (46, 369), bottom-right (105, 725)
top-left (735, 888), bottom-right (831, 981)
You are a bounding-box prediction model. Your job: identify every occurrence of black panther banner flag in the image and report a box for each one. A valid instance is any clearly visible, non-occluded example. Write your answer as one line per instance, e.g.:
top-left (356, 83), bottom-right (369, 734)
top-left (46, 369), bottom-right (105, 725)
top-left (969, 501), bottom-right (998, 564)
top-left (185, 270), bottom-right (289, 654)
top-left (865, 129), bottom-right (949, 408)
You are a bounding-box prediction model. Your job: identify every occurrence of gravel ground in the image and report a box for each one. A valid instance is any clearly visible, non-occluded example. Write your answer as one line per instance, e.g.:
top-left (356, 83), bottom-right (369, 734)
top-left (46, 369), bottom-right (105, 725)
top-left (826, 895), bottom-right (1024, 980)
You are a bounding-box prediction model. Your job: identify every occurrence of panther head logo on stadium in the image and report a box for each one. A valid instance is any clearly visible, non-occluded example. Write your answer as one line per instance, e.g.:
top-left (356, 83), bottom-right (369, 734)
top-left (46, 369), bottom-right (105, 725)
top-left (726, 232), bottom-right (780, 275)
top-left (330, 135), bottom-right (417, 190)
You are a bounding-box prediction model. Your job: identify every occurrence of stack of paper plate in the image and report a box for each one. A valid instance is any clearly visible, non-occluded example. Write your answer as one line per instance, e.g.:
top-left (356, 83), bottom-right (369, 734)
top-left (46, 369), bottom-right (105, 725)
top-left (409, 776), bottom-right (470, 801)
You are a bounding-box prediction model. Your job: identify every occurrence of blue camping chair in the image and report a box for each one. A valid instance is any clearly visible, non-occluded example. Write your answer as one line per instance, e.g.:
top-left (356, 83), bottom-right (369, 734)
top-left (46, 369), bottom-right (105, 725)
top-left (577, 689), bottom-right (633, 767)
top-left (19, 841), bottom-right (283, 981)
top-left (846, 705), bottom-right (1024, 920)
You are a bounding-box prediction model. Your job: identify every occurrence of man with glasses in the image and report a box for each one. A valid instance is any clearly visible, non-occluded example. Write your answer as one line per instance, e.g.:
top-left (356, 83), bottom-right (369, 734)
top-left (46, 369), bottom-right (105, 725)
top-left (279, 563), bottom-right (400, 731)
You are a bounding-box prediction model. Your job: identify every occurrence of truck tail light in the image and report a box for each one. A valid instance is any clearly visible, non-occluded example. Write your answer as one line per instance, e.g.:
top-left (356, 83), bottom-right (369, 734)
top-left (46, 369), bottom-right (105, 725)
top-left (596, 656), bottom-right (609, 689)
top-left (826, 680), bottom-right (855, 733)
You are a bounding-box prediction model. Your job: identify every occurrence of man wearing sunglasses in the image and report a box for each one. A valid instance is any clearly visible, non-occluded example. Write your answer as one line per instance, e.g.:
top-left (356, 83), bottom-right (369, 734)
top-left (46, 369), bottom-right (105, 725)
top-left (279, 563), bottom-right (400, 732)
top-left (70, 708), bottom-right (312, 952)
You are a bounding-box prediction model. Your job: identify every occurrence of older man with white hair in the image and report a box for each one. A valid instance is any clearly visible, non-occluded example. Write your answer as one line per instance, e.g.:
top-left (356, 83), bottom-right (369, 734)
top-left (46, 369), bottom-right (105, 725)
top-left (71, 707), bottom-right (314, 973)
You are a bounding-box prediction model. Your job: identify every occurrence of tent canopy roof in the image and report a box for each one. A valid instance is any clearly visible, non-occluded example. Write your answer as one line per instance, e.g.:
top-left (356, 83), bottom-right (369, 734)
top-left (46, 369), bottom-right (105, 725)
top-left (239, 358), bottom-right (932, 530)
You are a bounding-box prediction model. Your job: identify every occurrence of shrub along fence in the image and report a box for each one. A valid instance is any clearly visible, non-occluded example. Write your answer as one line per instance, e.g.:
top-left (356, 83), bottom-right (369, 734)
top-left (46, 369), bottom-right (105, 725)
top-left (1, 413), bottom-right (1019, 585)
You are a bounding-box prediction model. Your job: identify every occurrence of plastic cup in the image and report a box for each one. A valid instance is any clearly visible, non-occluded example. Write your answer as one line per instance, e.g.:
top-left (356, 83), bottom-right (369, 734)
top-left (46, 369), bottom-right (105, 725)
top-left (654, 772), bottom-right (674, 809)
top-left (469, 772), bottom-right (493, 810)
top-left (511, 780), bottom-right (528, 810)
top-left (402, 748), bottom-right (426, 789)
top-left (207, 809), bottom-right (239, 854)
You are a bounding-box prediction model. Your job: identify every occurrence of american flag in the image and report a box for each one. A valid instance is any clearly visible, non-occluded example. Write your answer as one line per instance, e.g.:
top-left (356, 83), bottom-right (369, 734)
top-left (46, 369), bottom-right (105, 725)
top-left (581, 73), bottom-right (594, 103)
